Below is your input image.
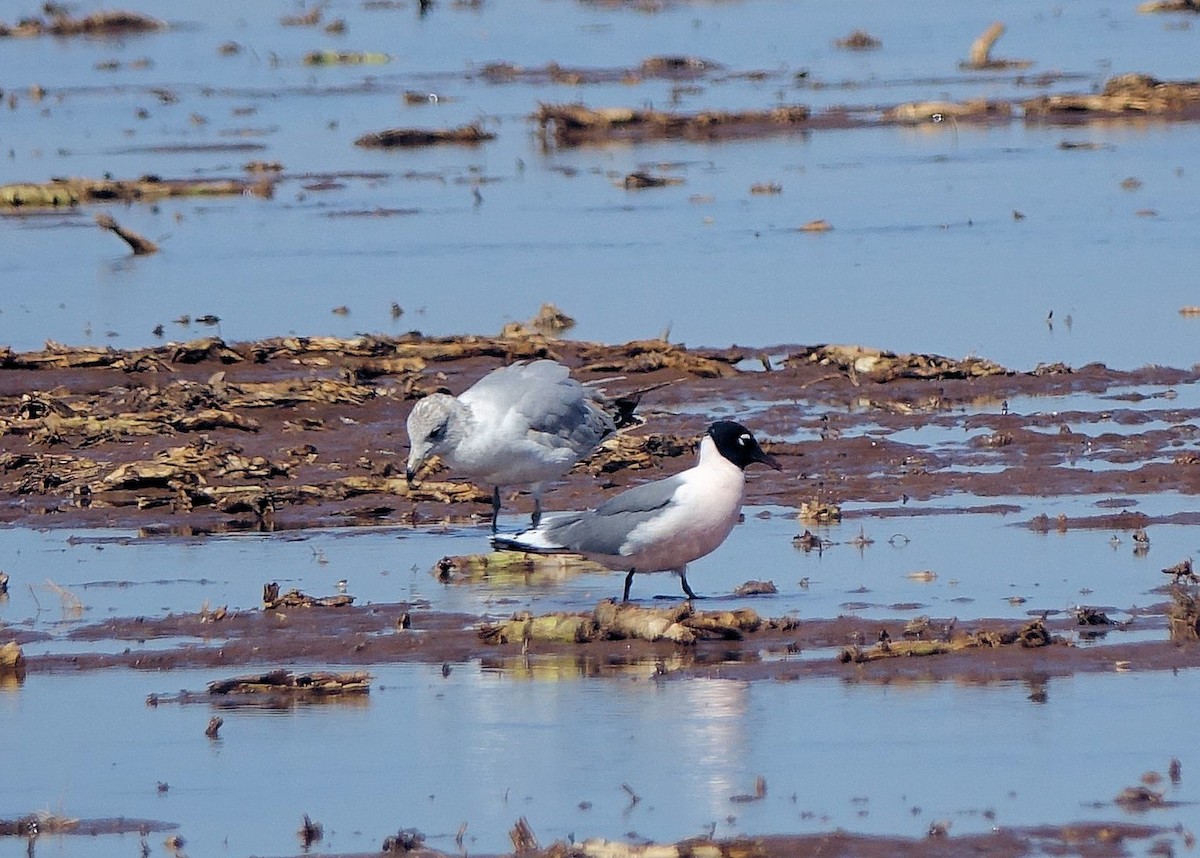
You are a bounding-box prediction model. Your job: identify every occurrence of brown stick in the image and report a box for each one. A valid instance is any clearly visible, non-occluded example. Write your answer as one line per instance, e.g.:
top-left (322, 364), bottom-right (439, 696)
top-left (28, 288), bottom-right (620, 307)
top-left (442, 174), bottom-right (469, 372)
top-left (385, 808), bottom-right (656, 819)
top-left (95, 212), bottom-right (158, 254)
top-left (968, 22), bottom-right (1006, 68)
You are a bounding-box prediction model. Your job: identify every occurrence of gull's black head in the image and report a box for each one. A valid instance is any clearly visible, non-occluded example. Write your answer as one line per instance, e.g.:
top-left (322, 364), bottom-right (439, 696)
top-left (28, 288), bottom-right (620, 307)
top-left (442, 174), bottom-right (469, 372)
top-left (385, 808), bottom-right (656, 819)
top-left (707, 421), bottom-right (781, 471)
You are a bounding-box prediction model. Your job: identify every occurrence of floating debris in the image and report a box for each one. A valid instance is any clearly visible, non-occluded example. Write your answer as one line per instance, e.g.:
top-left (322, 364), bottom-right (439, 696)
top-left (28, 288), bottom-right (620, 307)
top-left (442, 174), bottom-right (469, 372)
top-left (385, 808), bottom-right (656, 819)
top-left (794, 344), bottom-right (1012, 381)
top-left (0, 641), bottom-right (24, 674)
top-left (798, 218), bottom-right (833, 232)
top-left (1114, 785), bottom-right (1165, 811)
top-left (1163, 557), bottom-right (1198, 584)
top-left (1, 175), bottom-right (273, 209)
top-left (208, 669), bottom-right (370, 697)
top-left (639, 55), bottom-right (717, 76)
top-left (262, 582), bottom-right (354, 609)
top-left (297, 815), bottom-right (323, 848)
top-left (1138, 0), bottom-right (1200, 10)
top-left (884, 99), bottom-right (1013, 125)
top-left (840, 618), bottom-right (1061, 663)
top-left (536, 102), bottom-right (811, 147)
top-left (1025, 73), bottom-right (1200, 119)
top-left (94, 212), bottom-right (158, 255)
top-left (834, 29), bottom-right (881, 50)
top-left (732, 580), bottom-right (778, 596)
top-left (960, 22), bottom-right (1032, 70)
top-left (799, 499), bottom-right (841, 523)
top-left (793, 529), bottom-right (823, 552)
top-left (730, 775), bottom-right (768, 803)
top-left (480, 600), bottom-right (770, 646)
top-left (435, 551), bottom-right (607, 585)
top-left (510, 817), bottom-right (539, 854)
top-left (0, 9), bottom-right (165, 38)
top-left (499, 302), bottom-right (577, 338)
top-left (1075, 606), bottom-right (1113, 626)
top-left (0, 814), bottom-right (176, 837)
top-left (1168, 588), bottom-right (1200, 641)
top-left (303, 49), bottom-right (390, 65)
top-left (205, 716), bottom-right (223, 738)
top-left (622, 171), bottom-right (681, 189)
top-left (384, 830), bottom-right (432, 854)
top-left (382, 828), bottom-right (426, 853)
top-left (354, 123), bottom-right (494, 148)
top-left (282, 8), bottom-right (322, 26)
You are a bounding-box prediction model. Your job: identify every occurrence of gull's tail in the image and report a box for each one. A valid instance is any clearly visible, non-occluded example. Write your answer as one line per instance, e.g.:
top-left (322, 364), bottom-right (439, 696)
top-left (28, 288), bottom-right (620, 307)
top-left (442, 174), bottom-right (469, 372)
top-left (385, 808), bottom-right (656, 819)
top-left (490, 531), bottom-right (561, 554)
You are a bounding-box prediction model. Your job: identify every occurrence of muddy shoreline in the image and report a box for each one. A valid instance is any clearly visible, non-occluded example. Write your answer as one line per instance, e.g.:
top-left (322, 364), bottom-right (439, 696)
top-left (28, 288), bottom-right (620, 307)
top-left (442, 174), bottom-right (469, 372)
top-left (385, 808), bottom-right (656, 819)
top-left (3, 335), bottom-right (1199, 857)
top-left (3, 334), bottom-right (1199, 533)
top-left (4, 334), bottom-right (1199, 679)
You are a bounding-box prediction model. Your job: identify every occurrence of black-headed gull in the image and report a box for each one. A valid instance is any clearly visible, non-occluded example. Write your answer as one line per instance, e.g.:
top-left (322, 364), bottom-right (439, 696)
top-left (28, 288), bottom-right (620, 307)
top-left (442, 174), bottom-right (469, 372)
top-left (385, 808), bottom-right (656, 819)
top-left (405, 359), bottom-right (616, 530)
top-left (491, 420), bottom-right (780, 600)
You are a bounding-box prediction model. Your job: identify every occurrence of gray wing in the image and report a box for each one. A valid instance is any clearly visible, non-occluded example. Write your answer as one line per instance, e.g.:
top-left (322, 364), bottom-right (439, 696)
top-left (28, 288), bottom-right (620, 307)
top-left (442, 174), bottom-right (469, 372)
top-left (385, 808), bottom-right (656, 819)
top-left (542, 473), bottom-right (684, 556)
top-left (462, 360), bottom-right (614, 455)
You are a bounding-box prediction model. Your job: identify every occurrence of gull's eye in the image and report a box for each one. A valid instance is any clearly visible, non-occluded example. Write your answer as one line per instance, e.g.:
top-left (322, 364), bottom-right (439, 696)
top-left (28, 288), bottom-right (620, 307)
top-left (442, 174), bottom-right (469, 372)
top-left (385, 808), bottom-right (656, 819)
top-left (428, 424), bottom-right (447, 442)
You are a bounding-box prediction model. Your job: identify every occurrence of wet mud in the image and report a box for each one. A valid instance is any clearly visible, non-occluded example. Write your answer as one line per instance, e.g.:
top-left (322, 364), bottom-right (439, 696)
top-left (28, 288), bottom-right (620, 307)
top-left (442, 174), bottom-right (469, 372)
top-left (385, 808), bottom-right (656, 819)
top-left (2, 334), bottom-right (1199, 532)
top-left (255, 822), bottom-right (1194, 858)
top-left (4, 336), bottom-right (1200, 688)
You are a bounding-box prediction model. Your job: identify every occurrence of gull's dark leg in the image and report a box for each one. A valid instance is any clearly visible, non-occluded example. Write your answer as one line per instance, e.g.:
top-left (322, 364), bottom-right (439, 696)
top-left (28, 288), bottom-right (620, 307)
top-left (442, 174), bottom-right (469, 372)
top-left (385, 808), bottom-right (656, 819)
top-left (679, 567), bottom-right (700, 600)
top-left (529, 483), bottom-right (545, 529)
top-left (491, 486), bottom-right (501, 534)
top-left (622, 569), bottom-right (637, 602)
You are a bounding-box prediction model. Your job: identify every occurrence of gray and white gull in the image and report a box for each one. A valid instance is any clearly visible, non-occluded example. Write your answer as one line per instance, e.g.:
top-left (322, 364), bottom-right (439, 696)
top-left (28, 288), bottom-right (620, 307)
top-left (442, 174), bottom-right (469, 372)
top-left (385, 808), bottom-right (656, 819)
top-left (492, 420), bottom-right (780, 600)
top-left (405, 359), bottom-right (616, 531)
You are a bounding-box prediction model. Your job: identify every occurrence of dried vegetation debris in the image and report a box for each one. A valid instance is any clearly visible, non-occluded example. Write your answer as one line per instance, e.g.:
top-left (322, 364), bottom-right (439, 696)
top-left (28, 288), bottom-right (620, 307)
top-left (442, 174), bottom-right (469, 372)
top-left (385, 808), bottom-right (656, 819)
top-left (0, 813), bottom-right (176, 837)
top-left (1138, 0), bottom-right (1200, 11)
top-left (1167, 585), bottom-right (1200, 641)
top-left (479, 56), bottom-right (718, 88)
top-left (834, 30), bottom-right (881, 51)
top-left (93, 212), bottom-right (158, 255)
top-left (0, 334), bottom-right (738, 525)
top-left (262, 582), bottom-right (355, 609)
top-left (959, 22), bottom-right (1032, 71)
top-left (0, 175), bottom-right (274, 209)
top-left (839, 618), bottom-right (1062, 663)
top-left (147, 669), bottom-right (371, 705)
top-left (0, 9), bottom-right (164, 38)
top-left (435, 551), bottom-right (610, 584)
top-left (1024, 73), bottom-right (1200, 119)
top-left (480, 600), bottom-right (782, 645)
top-left (883, 99), bottom-right (1013, 125)
top-left (577, 339), bottom-right (741, 377)
top-left (0, 640), bottom-right (24, 676)
top-left (207, 669), bottom-right (370, 697)
top-left (354, 123), bottom-right (495, 148)
top-left (536, 103), bottom-right (811, 146)
top-left (303, 49), bottom-right (390, 65)
top-left (791, 344), bottom-right (1013, 382)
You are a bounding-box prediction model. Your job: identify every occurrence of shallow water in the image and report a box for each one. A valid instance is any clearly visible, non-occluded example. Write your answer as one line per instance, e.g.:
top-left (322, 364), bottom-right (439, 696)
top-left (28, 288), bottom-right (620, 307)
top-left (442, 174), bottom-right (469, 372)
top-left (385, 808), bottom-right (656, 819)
top-left (2, 662), bottom-right (1196, 858)
top-left (3, 0), bottom-right (1200, 369)
top-left (3, 496), bottom-right (1195, 649)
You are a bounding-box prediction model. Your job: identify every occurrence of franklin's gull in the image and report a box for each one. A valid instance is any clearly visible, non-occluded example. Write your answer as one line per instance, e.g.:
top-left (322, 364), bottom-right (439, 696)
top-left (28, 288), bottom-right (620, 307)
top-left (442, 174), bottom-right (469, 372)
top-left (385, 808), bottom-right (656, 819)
top-left (405, 359), bottom-right (616, 530)
top-left (491, 420), bottom-right (780, 600)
